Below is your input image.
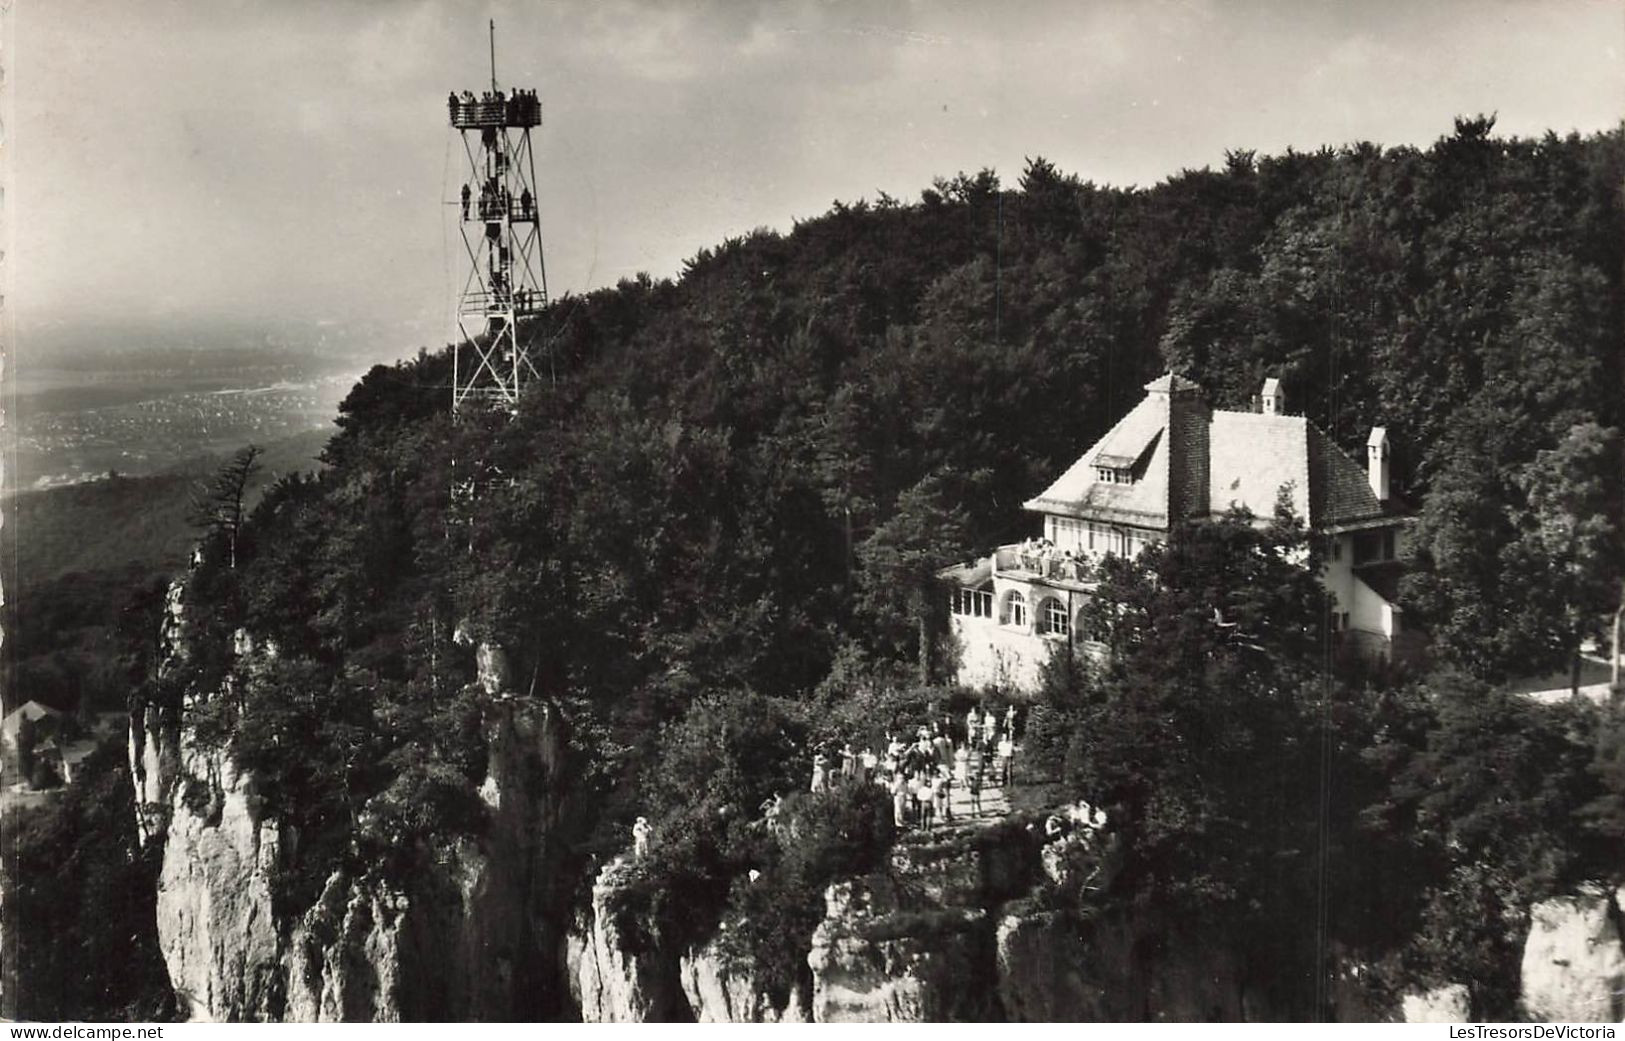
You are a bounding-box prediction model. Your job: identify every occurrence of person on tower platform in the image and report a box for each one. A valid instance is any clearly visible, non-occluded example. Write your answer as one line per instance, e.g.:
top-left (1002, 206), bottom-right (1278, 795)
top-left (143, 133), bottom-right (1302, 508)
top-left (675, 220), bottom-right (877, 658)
top-left (460, 183), bottom-right (471, 221)
top-left (448, 91), bottom-right (459, 120)
top-left (520, 188), bottom-right (533, 220)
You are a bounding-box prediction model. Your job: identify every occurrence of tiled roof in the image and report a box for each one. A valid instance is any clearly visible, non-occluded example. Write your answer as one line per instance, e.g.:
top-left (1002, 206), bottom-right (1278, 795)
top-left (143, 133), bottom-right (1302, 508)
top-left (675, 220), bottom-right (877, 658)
top-left (1025, 378), bottom-right (1403, 532)
top-left (1307, 425), bottom-right (1393, 528)
top-left (1208, 412), bottom-right (1312, 522)
top-left (1023, 392), bottom-right (1174, 526)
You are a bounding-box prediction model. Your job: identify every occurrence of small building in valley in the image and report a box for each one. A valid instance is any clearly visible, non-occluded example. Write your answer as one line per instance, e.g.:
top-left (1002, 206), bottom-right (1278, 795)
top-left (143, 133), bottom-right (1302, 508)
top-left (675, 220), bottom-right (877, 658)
top-left (946, 373), bottom-right (1414, 692)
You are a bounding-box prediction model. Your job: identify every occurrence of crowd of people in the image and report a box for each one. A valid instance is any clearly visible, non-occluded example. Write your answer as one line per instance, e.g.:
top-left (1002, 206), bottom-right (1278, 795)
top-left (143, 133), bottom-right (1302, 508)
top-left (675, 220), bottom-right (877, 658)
top-left (1015, 537), bottom-right (1089, 582)
top-left (448, 87), bottom-right (541, 127)
top-left (628, 702), bottom-right (1116, 864)
top-left (803, 703), bottom-right (1022, 832)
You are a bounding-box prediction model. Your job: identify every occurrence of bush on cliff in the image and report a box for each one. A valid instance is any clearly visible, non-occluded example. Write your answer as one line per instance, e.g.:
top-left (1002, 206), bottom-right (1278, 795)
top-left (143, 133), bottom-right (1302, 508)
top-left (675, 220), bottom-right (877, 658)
top-left (719, 783), bottom-right (896, 1005)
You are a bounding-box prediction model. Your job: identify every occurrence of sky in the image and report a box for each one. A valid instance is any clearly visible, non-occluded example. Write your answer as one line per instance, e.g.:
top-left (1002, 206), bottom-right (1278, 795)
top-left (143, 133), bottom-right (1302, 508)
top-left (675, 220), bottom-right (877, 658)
top-left (15, 0), bottom-right (1625, 363)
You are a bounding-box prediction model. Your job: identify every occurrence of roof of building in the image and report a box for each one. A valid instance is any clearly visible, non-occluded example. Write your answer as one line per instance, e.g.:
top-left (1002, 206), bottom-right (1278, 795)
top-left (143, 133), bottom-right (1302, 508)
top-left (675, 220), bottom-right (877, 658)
top-left (1025, 376), bottom-right (1403, 531)
top-left (941, 559), bottom-right (992, 588)
top-left (1208, 411), bottom-right (1312, 522)
top-left (1024, 389), bottom-right (1174, 526)
top-left (1, 701), bottom-right (62, 740)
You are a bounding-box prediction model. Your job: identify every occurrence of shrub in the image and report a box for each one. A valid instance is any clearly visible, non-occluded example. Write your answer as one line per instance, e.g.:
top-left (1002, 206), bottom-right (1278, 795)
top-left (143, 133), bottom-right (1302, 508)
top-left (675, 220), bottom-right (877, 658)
top-left (717, 783), bottom-right (896, 1003)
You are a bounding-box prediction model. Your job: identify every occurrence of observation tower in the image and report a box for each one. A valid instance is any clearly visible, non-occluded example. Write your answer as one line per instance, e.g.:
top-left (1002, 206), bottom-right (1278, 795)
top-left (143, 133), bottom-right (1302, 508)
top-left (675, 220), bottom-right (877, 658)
top-left (448, 23), bottom-right (548, 411)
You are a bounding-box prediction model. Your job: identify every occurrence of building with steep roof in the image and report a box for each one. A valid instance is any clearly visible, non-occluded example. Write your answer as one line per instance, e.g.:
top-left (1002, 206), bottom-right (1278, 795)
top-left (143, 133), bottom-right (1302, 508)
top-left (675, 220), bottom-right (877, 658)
top-left (946, 374), bottom-right (1412, 692)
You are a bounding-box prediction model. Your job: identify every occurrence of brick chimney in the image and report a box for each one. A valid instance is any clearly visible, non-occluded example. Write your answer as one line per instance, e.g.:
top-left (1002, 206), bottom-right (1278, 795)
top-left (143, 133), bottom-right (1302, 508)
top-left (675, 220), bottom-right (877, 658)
top-left (1145, 373), bottom-right (1210, 521)
top-left (1260, 377), bottom-right (1284, 415)
top-left (1367, 427), bottom-right (1390, 502)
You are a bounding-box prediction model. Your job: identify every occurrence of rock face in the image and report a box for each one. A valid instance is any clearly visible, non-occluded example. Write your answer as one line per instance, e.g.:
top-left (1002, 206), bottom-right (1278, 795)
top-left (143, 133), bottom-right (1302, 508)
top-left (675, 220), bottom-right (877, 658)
top-left (808, 878), bottom-right (993, 1022)
top-left (1401, 984), bottom-right (1471, 1023)
top-left (679, 936), bottom-right (805, 1023)
top-left (131, 579), bottom-right (1625, 1022)
top-left (1521, 887), bottom-right (1625, 1022)
top-left (566, 861), bottom-right (689, 1022)
top-left (284, 874), bottom-right (408, 1022)
top-left (132, 620), bottom-right (573, 1021)
top-left (152, 745), bottom-right (283, 1021)
top-left (995, 910), bottom-right (1103, 1021)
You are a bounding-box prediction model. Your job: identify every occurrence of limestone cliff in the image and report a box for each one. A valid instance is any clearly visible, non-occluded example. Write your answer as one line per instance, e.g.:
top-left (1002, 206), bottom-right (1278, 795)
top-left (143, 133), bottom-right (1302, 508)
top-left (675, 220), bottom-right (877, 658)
top-left (679, 935), bottom-right (806, 1023)
top-left (130, 579), bottom-right (1625, 1022)
top-left (130, 616), bottom-right (574, 1021)
top-left (566, 860), bottom-right (690, 1022)
top-left (1520, 887), bottom-right (1625, 1021)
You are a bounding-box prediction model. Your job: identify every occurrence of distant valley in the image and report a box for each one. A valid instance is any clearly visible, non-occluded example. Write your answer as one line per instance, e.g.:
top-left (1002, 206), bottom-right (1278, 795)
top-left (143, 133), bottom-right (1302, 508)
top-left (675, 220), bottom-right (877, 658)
top-left (10, 354), bottom-right (361, 492)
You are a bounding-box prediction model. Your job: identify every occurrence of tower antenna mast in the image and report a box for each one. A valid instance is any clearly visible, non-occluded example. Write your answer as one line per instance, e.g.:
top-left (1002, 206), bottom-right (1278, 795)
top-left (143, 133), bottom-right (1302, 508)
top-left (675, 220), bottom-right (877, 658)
top-left (446, 25), bottom-right (550, 413)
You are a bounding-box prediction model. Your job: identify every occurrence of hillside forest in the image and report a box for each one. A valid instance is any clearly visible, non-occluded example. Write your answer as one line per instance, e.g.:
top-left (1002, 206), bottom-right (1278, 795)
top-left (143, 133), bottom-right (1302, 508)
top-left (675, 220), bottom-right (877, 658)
top-left (7, 116), bottom-right (1625, 1020)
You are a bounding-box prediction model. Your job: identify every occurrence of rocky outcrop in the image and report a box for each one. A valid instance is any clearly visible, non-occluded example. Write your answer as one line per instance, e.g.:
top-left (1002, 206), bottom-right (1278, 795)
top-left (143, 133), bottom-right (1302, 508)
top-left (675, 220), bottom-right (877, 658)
top-left (284, 874), bottom-right (408, 1022)
top-left (133, 618), bottom-right (574, 1021)
top-left (995, 909), bottom-right (1103, 1021)
top-left (808, 878), bottom-right (993, 1022)
top-left (1401, 984), bottom-right (1471, 1023)
top-left (153, 744), bottom-right (282, 1021)
top-left (679, 935), bottom-right (805, 1023)
top-left (566, 860), bottom-right (689, 1022)
top-left (1521, 887), bottom-right (1625, 1022)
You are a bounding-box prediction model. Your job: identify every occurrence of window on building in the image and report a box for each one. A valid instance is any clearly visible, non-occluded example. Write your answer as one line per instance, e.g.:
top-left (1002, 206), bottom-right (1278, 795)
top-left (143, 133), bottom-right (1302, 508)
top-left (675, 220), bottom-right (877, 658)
top-left (1004, 591), bottom-right (1026, 628)
top-left (1329, 538), bottom-right (1342, 562)
top-left (951, 589), bottom-right (994, 618)
top-left (1352, 529), bottom-right (1393, 566)
top-left (1095, 467), bottom-right (1116, 484)
top-left (1052, 517), bottom-right (1086, 552)
top-left (1040, 598), bottom-right (1069, 637)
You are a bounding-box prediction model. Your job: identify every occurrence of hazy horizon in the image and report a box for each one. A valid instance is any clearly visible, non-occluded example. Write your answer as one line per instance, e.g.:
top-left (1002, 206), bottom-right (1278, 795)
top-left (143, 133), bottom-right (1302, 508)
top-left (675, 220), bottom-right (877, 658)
top-left (18, 0), bottom-right (1624, 365)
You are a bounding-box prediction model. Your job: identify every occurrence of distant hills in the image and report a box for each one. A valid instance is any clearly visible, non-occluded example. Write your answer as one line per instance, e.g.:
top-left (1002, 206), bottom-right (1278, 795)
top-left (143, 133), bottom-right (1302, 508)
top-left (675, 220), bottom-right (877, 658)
top-left (2, 426), bottom-right (333, 716)
top-left (7, 426), bottom-right (332, 593)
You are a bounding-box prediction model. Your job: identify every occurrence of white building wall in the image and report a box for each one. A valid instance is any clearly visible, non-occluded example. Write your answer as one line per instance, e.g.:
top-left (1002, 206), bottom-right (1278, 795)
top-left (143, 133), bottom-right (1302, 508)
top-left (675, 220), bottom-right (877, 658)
top-left (1322, 528), bottom-right (1404, 644)
top-left (949, 614), bottom-right (1052, 694)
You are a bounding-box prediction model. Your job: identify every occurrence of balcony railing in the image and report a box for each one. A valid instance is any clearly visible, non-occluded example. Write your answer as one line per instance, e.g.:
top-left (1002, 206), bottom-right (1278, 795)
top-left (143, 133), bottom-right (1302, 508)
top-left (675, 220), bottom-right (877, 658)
top-left (450, 94), bottom-right (542, 129)
top-left (992, 544), bottom-right (1095, 586)
top-left (458, 289), bottom-right (545, 317)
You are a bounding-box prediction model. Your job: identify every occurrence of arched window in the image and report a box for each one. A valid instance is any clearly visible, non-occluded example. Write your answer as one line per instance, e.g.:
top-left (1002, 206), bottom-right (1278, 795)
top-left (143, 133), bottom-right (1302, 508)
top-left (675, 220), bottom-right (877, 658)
top-left (1040, 598), bottom-right (1069, 637)
top-left (1003, 590), bottom-right (1026, 628)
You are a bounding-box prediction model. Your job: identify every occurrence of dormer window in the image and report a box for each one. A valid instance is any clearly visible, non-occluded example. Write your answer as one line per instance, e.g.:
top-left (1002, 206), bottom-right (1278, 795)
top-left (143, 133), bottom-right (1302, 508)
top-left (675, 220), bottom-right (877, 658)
top-left (1095, 466), bottom-right (1134, 486)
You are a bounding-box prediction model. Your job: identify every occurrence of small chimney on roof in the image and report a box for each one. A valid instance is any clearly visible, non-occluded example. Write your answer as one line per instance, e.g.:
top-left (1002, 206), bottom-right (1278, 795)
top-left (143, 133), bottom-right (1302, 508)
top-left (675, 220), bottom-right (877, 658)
top-left (1367, 427), bottom-right (1390, 502)
top-left (1260, 377), bottom-right (1284, 415)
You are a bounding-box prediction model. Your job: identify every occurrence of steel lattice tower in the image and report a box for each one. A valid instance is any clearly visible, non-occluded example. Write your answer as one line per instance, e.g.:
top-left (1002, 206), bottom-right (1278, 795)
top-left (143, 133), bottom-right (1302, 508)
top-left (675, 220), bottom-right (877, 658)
top-left (448, 23), bottom-right (548, 411)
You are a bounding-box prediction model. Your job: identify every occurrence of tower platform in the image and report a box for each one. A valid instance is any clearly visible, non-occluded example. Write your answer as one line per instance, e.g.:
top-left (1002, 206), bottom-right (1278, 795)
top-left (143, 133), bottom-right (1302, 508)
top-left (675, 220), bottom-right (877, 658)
top-left (449, 94), bottom-right (541, 129)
